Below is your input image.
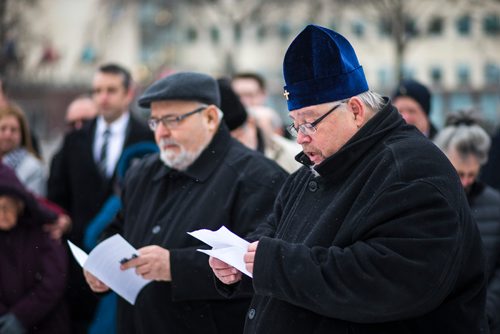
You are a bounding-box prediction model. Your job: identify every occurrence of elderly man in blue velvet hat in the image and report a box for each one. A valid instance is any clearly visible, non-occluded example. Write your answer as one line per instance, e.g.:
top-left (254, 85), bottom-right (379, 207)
top-left (82, 71), bottom-right (287, 334)
top-left (210, 25), bottom-right (487, 333)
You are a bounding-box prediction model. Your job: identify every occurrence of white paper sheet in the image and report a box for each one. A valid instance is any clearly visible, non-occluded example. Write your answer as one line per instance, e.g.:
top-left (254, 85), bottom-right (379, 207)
top-left (67, 234), bottom-right (151, 304)
top-left (188, 226), bottom-right (252, 278)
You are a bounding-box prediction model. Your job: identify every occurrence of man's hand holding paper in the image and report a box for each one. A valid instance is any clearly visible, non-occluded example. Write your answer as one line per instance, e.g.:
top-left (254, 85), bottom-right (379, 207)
top-left (68, 234), bottom-right (152, 305)
top-left (120, 245), bottom-right (171, 281)
top-left (84, 270), bottom-right (110, 293)
top-left (243, 241), bottom-right (259, 274)
top-left (209, 256), bottom-right (242, 284)
top-left (188, 226), bottom-right (260, 282)
top-left (208, 240), bottom-right (259, 285)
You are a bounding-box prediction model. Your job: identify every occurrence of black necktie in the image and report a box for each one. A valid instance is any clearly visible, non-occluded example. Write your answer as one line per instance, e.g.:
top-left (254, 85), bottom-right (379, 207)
top-left (99, 127), bottom-right (111, 177)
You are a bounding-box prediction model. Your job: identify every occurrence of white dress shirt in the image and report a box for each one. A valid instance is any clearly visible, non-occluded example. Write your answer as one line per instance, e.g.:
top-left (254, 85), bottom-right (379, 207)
top-left (93, 112), bottom-right (130, 177)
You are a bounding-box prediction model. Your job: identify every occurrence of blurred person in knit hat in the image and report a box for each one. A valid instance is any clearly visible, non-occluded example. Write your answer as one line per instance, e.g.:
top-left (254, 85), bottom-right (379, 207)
top-left (218, 78), bottom-right (300, 173)
top-left (209, 24), bottom-right (487, 333)
top-left (392, 79), bottom-right (437, 138)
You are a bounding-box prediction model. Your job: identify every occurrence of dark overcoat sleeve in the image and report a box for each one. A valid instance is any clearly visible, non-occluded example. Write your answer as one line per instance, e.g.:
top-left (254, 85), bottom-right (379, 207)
top-left (169, 170), bottom-right (287, 301)
top-left (213, 174), bottom-right (297, 298)
top-left (47, 142), bottom-right (71, 210)
top-left (253, 180), bottom-right (478, 323)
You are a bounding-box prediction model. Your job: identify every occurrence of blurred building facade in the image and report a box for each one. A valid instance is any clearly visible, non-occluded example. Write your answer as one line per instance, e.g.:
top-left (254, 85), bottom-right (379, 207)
top-left (3, 0), bottom-right (500, 139)
top-left (142, 0), bottom-right (499, 128)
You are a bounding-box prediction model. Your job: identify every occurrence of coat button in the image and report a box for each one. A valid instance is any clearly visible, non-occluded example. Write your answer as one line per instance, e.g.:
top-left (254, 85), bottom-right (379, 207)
top-left (152, 225), bottom-right (161, 234)
top-left (248, 308), bottom-right (256, 320)
top-left (308, 180), bottom-right (318, 192)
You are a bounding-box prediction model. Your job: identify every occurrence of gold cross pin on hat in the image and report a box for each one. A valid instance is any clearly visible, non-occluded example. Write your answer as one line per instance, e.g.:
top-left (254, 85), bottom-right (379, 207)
top-left (283, 90), bottom-right (290, 100)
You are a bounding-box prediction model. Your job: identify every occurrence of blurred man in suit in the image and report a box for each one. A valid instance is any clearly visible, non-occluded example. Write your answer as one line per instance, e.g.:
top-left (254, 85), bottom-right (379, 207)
top-left (48, 63), bottom-right (154, 334)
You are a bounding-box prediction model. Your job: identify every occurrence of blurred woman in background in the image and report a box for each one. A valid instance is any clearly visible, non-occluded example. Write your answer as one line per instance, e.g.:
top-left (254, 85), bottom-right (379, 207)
top-left (0, 162), bottom-right (69, 334)
top-left (0, 103), bottom-right (45, 196)
top-left (434, 110), bottom-right (500, 334)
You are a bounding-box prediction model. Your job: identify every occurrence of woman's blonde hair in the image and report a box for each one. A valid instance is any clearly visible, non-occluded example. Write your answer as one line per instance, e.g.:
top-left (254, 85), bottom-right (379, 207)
top-left (0, 103), bottom-right (40, 160)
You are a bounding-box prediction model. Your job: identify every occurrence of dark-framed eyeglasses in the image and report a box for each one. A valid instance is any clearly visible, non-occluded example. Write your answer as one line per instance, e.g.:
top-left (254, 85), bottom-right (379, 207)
top-left (148, 106), bottom-right (207, 131)
top-left (287, 102), bottom-right (344, 137)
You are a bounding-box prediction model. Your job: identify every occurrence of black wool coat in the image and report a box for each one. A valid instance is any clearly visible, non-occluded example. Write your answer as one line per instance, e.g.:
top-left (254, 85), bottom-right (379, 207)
top-left (239, 101), bottom-right (488, 334)
top-left (105, 124), bottom-right (287, 334)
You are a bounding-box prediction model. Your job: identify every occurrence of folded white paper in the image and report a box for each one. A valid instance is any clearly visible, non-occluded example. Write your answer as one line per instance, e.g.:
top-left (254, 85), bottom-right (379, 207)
top-left (67, 234), bottom-right (151, 304)
top-left (188, 226), bottom-right (252, 278)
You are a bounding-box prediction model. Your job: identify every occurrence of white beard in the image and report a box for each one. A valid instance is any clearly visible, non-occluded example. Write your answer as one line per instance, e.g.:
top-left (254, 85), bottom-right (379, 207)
top-left (159, 138), bottom-right (206, 171)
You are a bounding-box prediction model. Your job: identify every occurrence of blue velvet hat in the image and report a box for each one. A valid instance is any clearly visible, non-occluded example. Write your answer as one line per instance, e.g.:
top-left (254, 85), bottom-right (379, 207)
top-left (283, 25), bottom-right (369, 111)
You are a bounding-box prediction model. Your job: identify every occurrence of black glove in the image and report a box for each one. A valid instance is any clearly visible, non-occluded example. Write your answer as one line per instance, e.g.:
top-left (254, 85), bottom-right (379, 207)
top-left (0, 313), bottom-right (26, 334)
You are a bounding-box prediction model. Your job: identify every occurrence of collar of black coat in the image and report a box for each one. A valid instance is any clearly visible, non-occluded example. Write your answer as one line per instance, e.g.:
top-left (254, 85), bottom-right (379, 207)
top-left (466, 180), bottom-right (486, 204)
top-left (152, 123), bottom-right (232, 182)
top-left (296, 97), bottom-right (406, 179)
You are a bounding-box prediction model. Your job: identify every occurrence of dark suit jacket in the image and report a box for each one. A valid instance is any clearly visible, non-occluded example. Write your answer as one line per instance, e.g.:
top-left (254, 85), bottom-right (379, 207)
top-left (47, 113), bottom-right (154, 325)
top-left (48, 113), bottom-right (154, 245)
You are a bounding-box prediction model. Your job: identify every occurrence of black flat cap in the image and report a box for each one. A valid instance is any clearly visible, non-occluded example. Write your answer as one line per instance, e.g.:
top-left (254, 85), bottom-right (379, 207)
top-left (138, 72), bottom-right (221, 108)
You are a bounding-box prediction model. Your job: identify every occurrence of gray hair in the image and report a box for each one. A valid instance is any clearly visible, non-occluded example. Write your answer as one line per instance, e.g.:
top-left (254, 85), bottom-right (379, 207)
top-left (356, 91), bottom-right (385, 113)
top-left (434, 112), bottom-right (491, 165)
top-left (216, 107), bottom-right (224, 121)
top-left (202, 104), bottom-right (224, 123)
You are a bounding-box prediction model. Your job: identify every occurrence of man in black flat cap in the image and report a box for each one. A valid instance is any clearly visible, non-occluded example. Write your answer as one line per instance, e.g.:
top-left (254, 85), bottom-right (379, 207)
top-left (83, 71), bottom-right (287, 333)
top-left (210, 25), bottom-right (487, 333)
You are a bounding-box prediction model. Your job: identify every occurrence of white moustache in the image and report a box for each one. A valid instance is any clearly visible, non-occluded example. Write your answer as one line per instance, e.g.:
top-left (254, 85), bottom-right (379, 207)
top-left (159, 138), bottom-right (178, 148)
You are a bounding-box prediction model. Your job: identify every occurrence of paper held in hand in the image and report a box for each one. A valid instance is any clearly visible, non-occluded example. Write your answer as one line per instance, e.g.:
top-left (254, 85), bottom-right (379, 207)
top-left (188, 226), bottom-right (252, 278)
top-left (67, 234), bottom-right (151, 305)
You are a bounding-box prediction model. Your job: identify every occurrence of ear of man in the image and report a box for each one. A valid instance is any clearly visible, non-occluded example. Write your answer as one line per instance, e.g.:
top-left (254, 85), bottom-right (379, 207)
top-left (204, 105), bottom-right (220, 132)
top-left (347, 97), bottom-right (369, 128)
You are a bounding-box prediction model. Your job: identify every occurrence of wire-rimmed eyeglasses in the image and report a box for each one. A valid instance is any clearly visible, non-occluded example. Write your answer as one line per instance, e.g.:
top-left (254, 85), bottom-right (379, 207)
top-left (287, 102), bottom-right (344, 137)
top-left (148, 106), bottom-right (207, 131)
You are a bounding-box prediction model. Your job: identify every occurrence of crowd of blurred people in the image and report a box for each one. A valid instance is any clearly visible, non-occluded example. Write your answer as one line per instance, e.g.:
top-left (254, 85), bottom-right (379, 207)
top-left (0, 22), bottom-right (499, 334)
